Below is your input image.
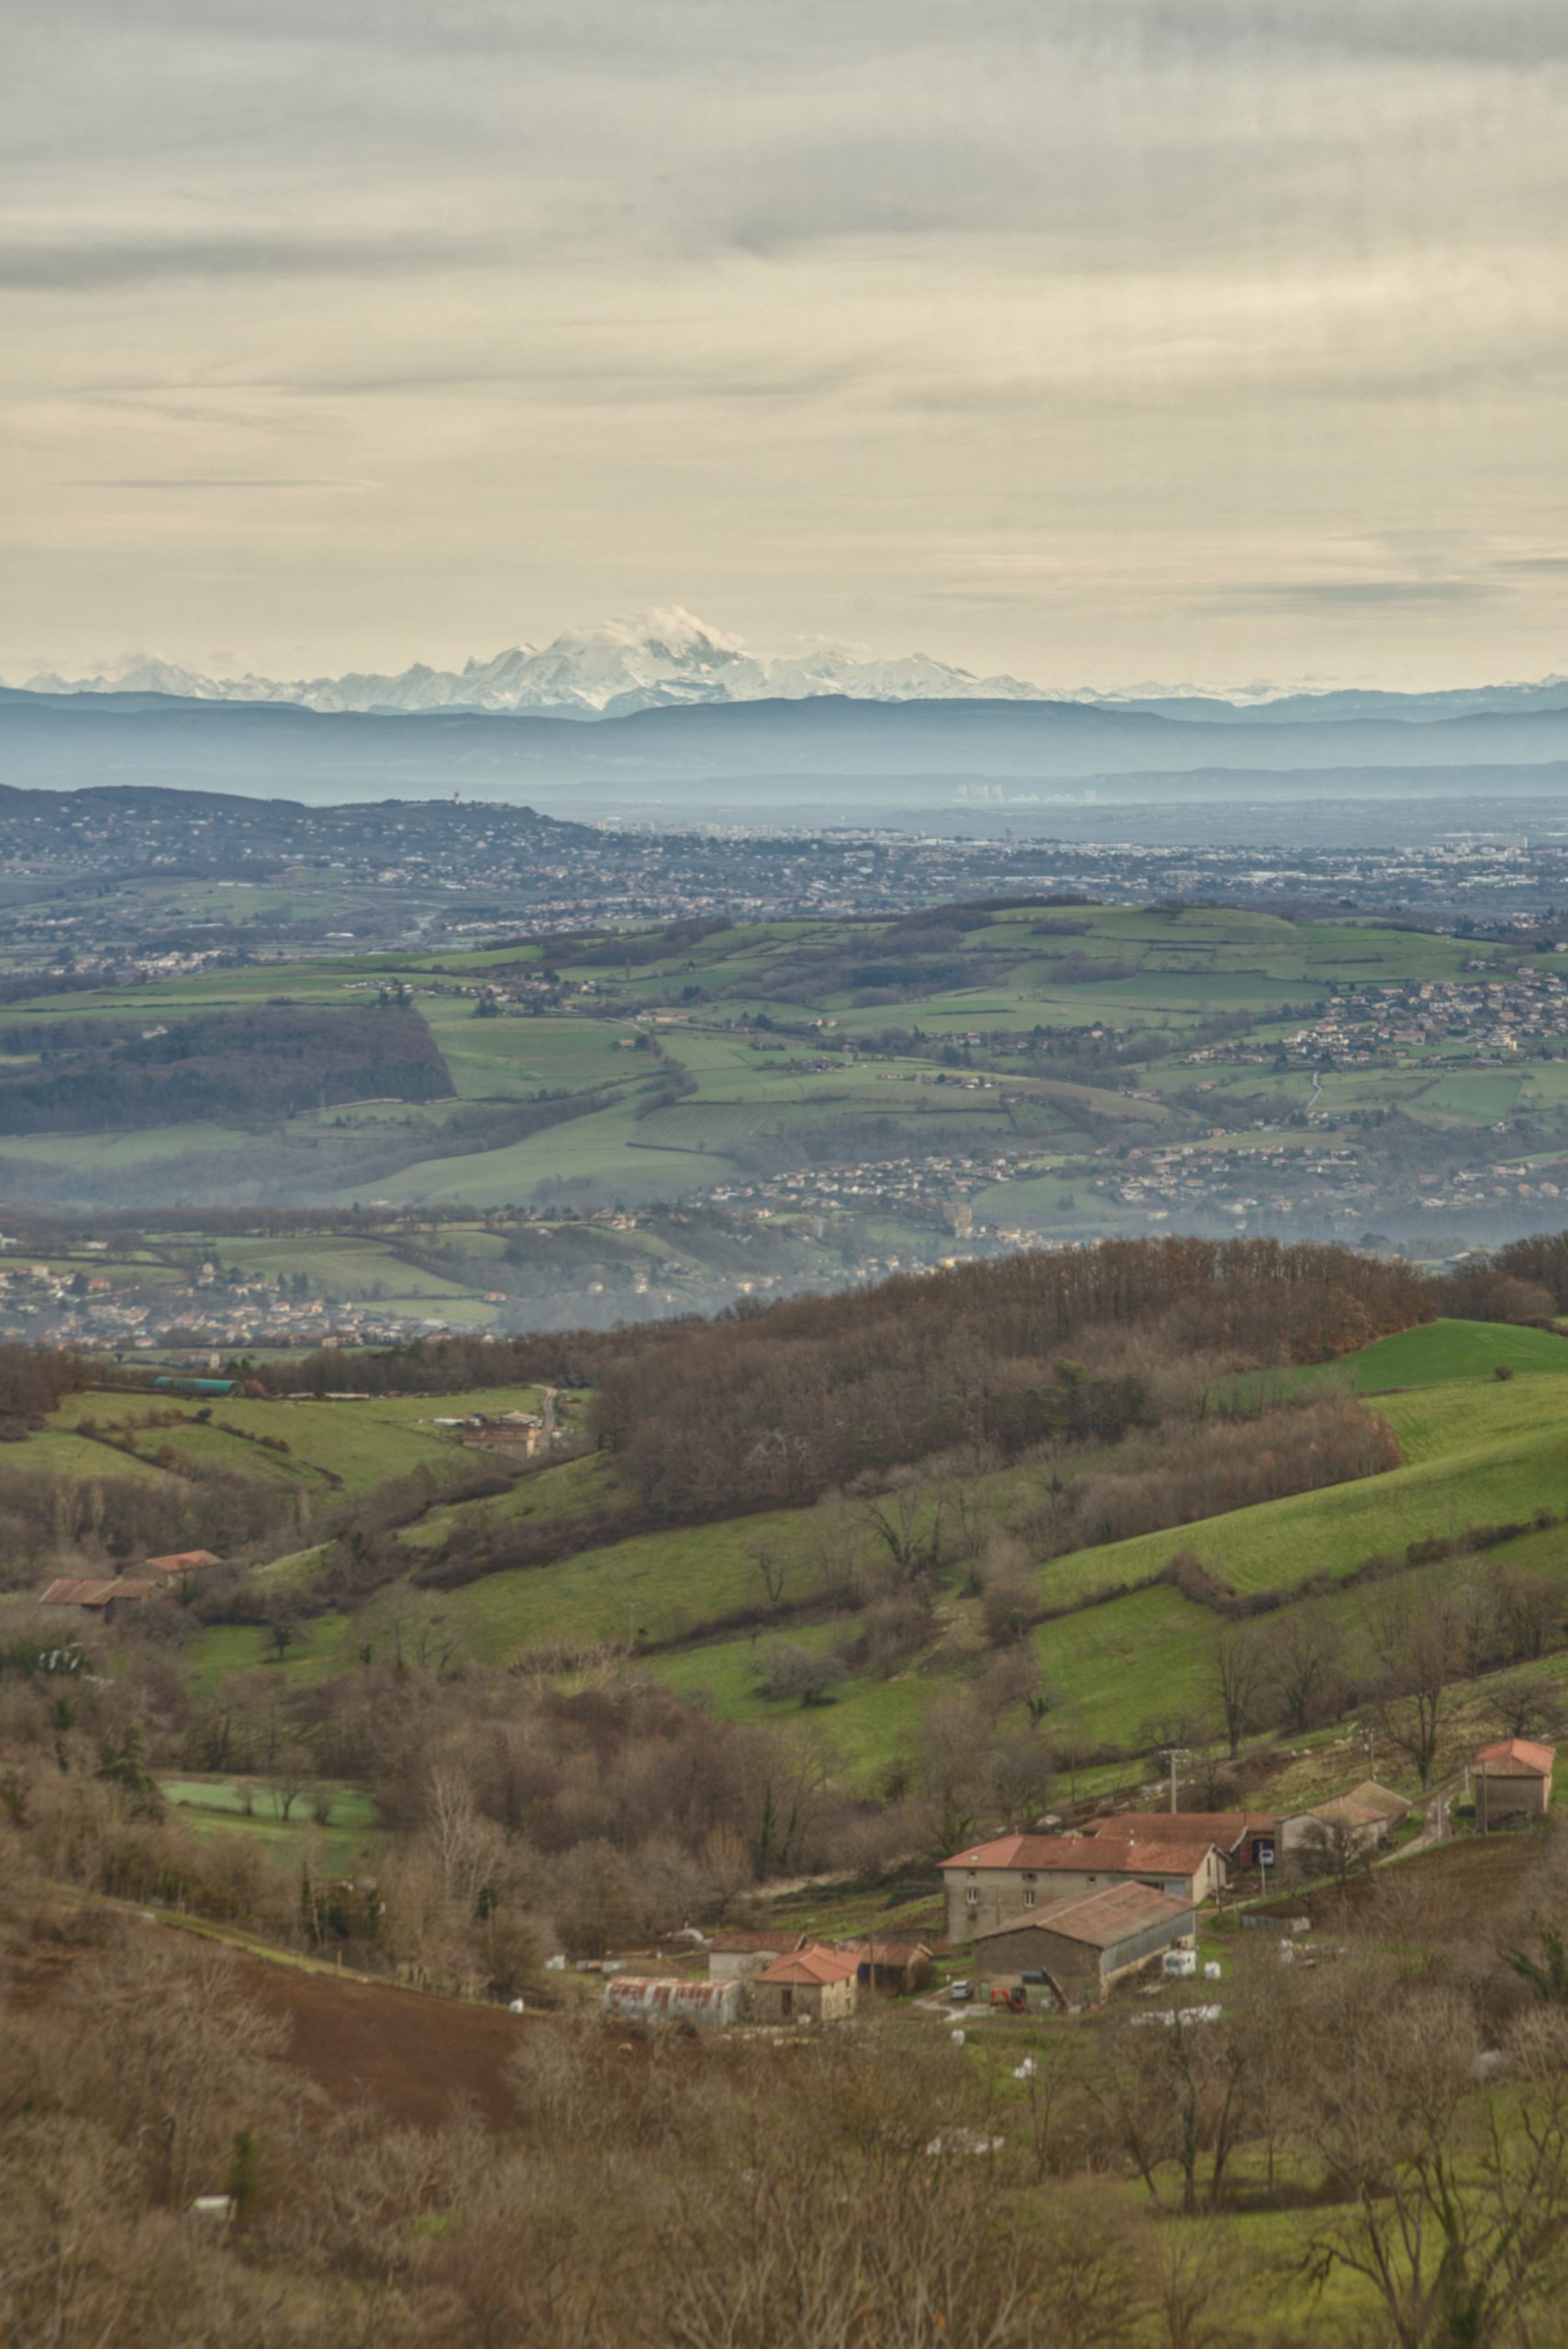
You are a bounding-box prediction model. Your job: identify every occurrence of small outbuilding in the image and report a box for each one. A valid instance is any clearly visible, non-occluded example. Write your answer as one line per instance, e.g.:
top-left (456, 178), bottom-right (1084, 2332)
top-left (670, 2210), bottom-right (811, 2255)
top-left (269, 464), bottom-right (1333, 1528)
top-left (39, 1575), bottom-right (157, 1625)
top-left (604, 1976), bottom-right (746, 2027)
top-left (973, 1883), bottom-right (1195, 2008)
top-left (1475, 1739), bottom-right (1555, 1831)
top-left (837, 1938), bottom-right (934, 1996)
top-left (706, 1931), bottom-right (806, 1983)
top-left (748, 1943), bottom-right (860, 2024)
top-left (144, 1549), bottom-right (223, 1583)
top-left (1278, 1781), bottom-right (1408, 1863)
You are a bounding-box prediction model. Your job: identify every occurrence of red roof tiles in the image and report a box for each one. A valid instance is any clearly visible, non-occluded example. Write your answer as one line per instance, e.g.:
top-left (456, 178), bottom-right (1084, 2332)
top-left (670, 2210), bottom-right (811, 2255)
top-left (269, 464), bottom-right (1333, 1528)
top-left (940, 1828), bottom-right (1218, 1878)
top-left (1475, 1738), bottom-right (1555, 1777)
top-left (752, 1943), bottom-right (862, 1987)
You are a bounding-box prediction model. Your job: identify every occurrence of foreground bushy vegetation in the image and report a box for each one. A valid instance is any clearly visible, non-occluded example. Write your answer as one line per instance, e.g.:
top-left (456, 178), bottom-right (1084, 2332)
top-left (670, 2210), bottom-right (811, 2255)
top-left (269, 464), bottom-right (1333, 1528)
top-left (12, 1838), bottom-right (1568, 2346)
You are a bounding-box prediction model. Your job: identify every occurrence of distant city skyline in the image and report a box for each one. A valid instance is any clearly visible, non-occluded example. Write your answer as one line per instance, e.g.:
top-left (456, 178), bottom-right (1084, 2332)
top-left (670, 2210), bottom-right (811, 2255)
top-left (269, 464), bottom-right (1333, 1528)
top-left (4, 2), bottom-right (1565, 691)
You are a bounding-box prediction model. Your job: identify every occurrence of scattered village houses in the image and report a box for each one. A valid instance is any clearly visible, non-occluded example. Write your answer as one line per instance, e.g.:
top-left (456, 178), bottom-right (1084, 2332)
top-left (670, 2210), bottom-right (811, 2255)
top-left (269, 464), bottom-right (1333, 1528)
top-left (1474, 1738), bottom-right (1555, 1830)
top-left (972, 1883), bottom-right (1195, 2007)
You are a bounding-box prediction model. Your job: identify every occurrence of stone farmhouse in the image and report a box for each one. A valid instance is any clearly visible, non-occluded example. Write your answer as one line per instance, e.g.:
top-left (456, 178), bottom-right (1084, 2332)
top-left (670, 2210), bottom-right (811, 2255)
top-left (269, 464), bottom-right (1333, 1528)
top-left (940, 1820), bottom-right (1237, 1943)
top-left (746, 1944), bottom-right (861, 2024)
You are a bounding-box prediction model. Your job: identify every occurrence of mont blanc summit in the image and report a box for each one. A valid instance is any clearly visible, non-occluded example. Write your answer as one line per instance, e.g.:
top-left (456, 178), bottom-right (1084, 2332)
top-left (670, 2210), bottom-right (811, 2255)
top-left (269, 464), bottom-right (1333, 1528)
top-left (21, 608), bottom-right (1051, 718)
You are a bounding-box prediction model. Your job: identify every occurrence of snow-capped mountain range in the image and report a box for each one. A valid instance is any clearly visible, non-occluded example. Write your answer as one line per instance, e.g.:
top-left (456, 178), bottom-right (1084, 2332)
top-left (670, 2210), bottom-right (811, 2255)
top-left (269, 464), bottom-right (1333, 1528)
top-left (18, 608), bottom-right (1568, 725)
top-left (20, 608), bottom-right (1056, 719)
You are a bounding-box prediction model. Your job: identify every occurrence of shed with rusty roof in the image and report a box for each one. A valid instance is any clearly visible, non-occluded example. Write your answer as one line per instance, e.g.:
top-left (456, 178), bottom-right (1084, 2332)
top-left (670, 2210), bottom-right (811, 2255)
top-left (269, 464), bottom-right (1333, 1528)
top-left (39, 1575), bottom-right (157, 1625)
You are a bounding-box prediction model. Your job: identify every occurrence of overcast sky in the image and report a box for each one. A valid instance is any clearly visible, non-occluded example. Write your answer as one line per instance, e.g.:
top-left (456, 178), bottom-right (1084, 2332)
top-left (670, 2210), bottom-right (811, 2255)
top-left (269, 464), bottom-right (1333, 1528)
top-left (3, 0), bottom-right (1565, 691)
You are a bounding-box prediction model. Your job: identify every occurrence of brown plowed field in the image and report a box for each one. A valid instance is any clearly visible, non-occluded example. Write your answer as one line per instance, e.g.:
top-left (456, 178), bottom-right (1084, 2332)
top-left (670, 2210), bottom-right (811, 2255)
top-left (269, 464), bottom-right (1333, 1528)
top-left (233, 1951), bottom-right (528, 2126)
top-left (1256, 1825), bottom-right (1554, 1939)
top-left (1, 1899), bottom-right (531, 2128)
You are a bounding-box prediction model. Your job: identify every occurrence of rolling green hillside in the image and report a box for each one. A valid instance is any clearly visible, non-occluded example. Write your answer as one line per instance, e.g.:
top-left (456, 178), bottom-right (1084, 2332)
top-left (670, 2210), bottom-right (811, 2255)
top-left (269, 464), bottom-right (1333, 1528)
top-left (1302, 1315), bottom-right (1568, 1391)
top-left (0, 901), bottom-right (1539, 1215)
top-left (165, 1319), bottom-right (1568, 1786)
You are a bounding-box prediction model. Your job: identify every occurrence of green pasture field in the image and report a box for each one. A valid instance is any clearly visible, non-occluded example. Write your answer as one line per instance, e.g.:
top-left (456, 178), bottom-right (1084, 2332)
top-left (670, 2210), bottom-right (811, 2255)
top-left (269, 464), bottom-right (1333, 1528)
top-left (454, 1505), bottom-right (815, 1655)
top-left (417, 1004), bottom-right (636, 1100)
top-left (0, 907), bottom-right (1539, 1218)
top-left (43, 1382), bottom-right (546, 1496)
top-left (395, 1446), bottom-right (628, 1553)
top-left (1302, 1317), bottom-right (1568, 1393)
top-left (161, 1775), bottom-right (377, 1828)
top-left (153, 1323), bottom-right (1568, 1781)
top-left (0, 1123), bottom-right (258, 1172)
top-left (1031, 1374), bottom-right (1568, 1609)
top-left (214, 1234), bottom-right (483, 1298)
top-left (160, 1776), bottom-right (380, 1871)
top-left (1415, 1069), bottom-right (1526, 1122)
top-left (339, 1088), bottom-right (729, 1205)
top-left (185, 1613), bottom-right (353, 1690)
top-left (0, 1426), bottom-right (175, 1485)
top-left (644, 1626), bottom-right (937, 1782)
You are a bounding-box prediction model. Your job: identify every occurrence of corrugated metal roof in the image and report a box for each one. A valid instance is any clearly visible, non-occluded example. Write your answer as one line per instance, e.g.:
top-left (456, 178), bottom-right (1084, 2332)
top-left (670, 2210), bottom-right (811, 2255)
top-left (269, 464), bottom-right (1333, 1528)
top-left (975, 1882), bottom-right (1193, 1952)
top-left (39, 1575), bottom-right (156, 1608)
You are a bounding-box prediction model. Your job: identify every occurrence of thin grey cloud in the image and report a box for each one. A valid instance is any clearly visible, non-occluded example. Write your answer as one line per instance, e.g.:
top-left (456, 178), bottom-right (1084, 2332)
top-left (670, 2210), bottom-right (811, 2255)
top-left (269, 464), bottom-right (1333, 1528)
top-left (61, 476), bottom-right (356, 490)
top-left (1233, 581), bottom-right (1498, 609)
top-left (0, 233), bottom-right (485, 292)
top-left (26, 0), bottom-right (1568, 70)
